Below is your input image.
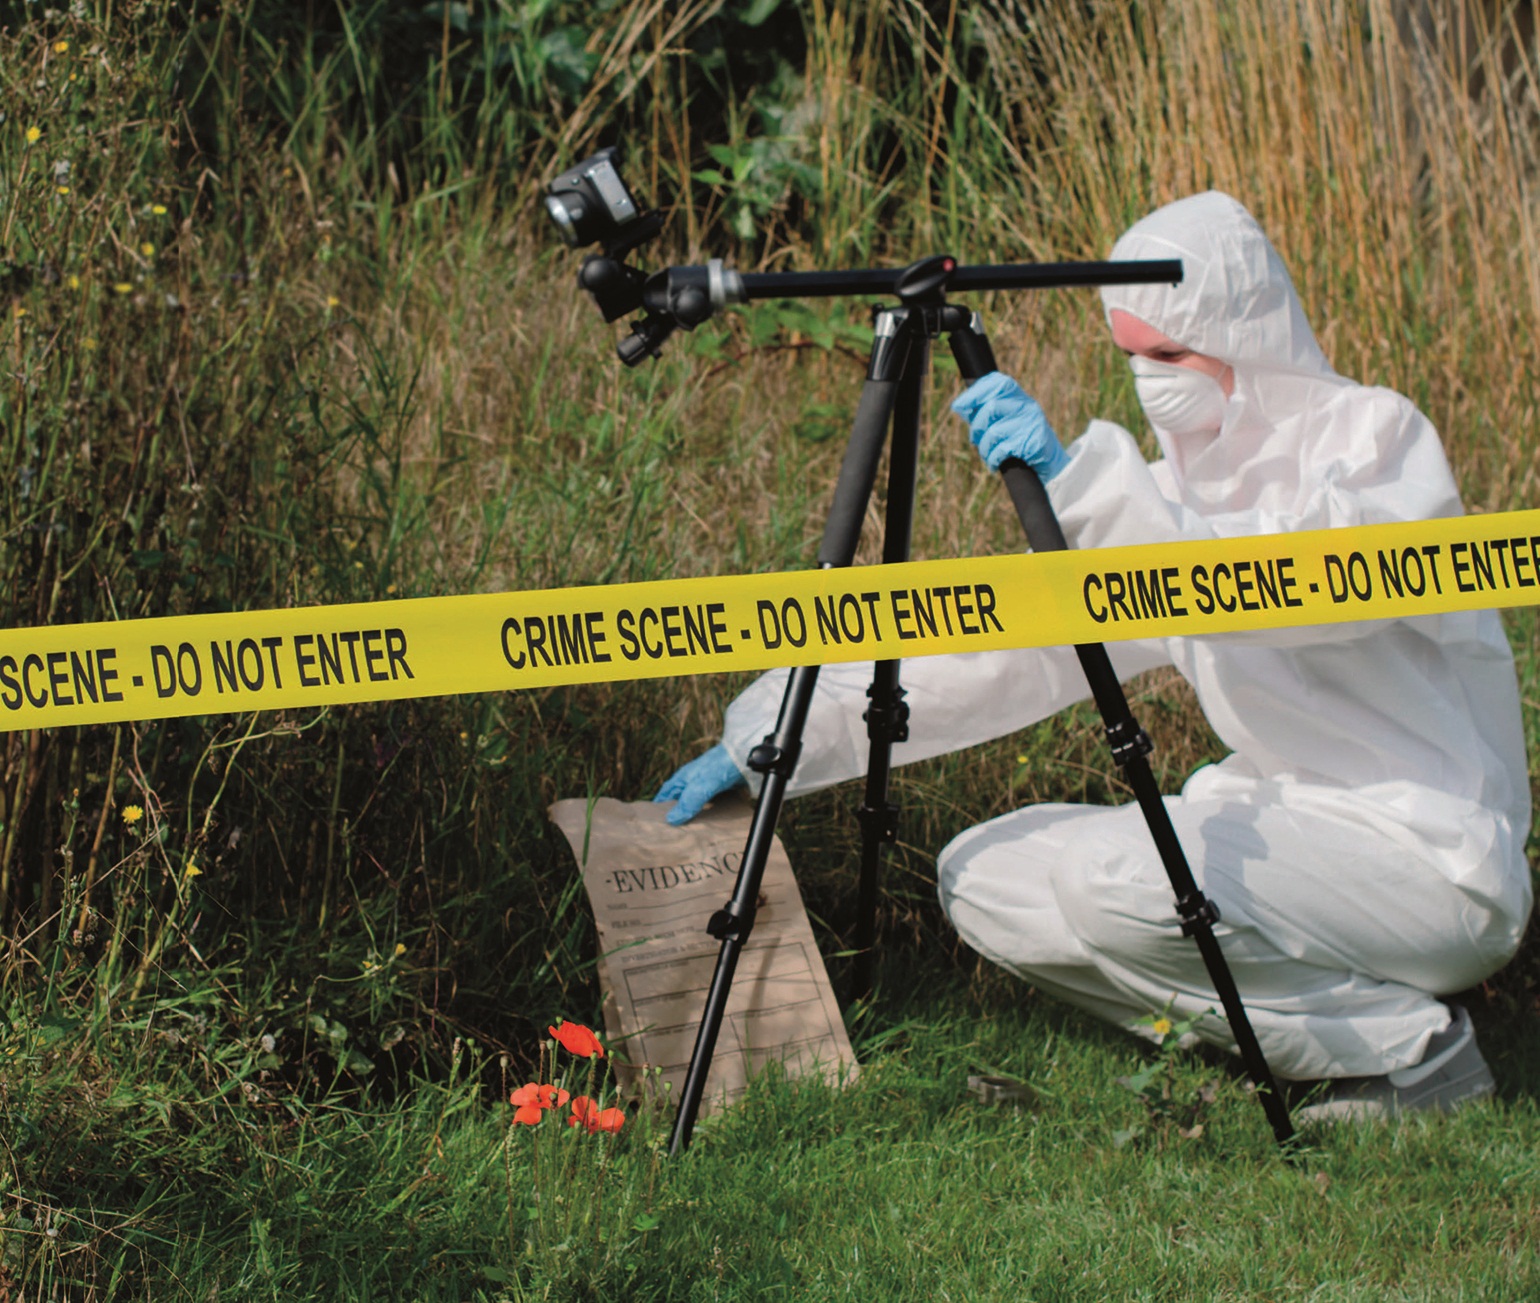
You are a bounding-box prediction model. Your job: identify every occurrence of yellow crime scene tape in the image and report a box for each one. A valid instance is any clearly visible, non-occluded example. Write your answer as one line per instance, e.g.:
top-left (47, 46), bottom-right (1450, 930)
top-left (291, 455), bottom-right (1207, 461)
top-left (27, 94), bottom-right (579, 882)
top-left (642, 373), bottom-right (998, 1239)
top-left (3, 509), bottom-right (1539, 733)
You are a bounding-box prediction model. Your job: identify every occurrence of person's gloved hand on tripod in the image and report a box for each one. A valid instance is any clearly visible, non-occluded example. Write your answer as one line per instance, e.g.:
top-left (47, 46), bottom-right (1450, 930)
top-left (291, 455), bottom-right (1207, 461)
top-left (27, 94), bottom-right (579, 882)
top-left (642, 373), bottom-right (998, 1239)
top-left (950, 371), bottom-right (1070, 480)
top-left (653, 373), bottom-right (1061, 829)
top-left (654, 744), bottom-right (745, 825)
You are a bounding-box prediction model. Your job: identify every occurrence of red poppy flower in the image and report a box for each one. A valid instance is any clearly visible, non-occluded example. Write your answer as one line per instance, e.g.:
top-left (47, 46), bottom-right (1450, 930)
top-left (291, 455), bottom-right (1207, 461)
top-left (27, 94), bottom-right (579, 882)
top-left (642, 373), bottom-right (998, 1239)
top-left (567, 1095), bottom-right (597, 1129)
top-left (510, 1082), bottom-right (570, 1111)
top-left (510, 1081), bottom-right (571, 1126)
top-left (549, 1020), bottom-right (605, 1059)
top-left (568, 1095), bottom-right (626, 1135)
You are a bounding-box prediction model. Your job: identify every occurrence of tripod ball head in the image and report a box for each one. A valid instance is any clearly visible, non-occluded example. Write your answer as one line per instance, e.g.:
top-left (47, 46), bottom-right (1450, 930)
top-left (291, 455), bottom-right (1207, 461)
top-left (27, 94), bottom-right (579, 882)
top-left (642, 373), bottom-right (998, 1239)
top-left (609, 262), bottom-right (747, 366)
top-left (578, 255), bottom-right (647, 323)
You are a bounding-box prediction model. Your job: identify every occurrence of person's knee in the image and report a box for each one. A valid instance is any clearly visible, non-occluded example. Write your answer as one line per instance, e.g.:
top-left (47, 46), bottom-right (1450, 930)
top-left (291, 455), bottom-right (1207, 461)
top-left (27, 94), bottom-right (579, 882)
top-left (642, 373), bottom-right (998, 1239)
top-left (935, 815), bottom-right (1062, 942)
top-left (935, 825), bottom-right (980, 921)
top-left (1048, 845), bottom-right (1177, 961)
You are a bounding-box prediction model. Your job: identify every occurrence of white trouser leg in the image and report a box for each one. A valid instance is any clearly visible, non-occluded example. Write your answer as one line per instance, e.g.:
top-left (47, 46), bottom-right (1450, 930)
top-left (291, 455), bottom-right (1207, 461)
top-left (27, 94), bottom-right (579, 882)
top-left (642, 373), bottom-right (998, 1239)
top-left (936, 796), bottom-right (1493, 1080)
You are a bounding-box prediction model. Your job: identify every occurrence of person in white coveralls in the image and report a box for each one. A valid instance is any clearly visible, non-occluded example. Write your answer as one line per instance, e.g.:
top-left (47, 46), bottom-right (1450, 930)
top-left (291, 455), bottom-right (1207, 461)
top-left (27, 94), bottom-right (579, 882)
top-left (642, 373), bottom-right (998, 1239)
top-left (656, 192), bottom-right (1533, 1119)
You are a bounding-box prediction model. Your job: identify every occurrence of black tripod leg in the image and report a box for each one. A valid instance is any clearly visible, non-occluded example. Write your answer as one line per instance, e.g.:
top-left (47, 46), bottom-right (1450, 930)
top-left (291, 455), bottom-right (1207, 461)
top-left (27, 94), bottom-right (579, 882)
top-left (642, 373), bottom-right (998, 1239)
top-left (950, 326), bottom-right (1295, 1150)
top-left (668, 661), bottom-right (820, 1155)
top-left (852, 325), bottom-right (927, 1002)
top-left (669, 319), bottom-right (917, 1156)
top-left (817, 313), bottom-right (911, 568)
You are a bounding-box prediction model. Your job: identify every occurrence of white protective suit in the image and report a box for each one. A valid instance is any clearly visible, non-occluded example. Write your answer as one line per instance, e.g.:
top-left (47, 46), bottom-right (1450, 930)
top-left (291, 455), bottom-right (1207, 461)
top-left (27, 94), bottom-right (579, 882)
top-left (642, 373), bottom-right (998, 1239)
top-left (719, 192), bottom-right (1534, 1080)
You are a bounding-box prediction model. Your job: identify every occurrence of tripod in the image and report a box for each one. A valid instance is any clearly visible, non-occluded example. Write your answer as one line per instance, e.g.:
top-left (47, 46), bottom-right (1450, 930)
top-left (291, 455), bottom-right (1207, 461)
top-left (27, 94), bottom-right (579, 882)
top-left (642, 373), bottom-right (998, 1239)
top-left (658, 254), bottom-right (1296, 1156)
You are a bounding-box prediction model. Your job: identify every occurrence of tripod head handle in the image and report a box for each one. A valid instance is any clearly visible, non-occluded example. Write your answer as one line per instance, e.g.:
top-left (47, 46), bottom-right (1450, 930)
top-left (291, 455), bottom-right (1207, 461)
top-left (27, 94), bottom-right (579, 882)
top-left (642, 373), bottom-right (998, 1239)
top-left (580, 251), bottom-right (1181, 366)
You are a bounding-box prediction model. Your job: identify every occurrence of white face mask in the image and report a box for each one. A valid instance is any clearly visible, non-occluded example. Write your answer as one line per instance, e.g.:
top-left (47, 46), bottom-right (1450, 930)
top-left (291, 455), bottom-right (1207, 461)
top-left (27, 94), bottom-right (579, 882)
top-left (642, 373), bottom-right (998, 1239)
top-left (1130, 354), bottom-right (1229, 436)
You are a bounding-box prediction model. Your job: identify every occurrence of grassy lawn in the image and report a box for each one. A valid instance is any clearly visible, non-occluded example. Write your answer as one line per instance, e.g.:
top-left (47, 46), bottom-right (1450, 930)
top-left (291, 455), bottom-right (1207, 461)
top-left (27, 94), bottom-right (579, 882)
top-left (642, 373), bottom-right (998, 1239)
top-left (8, 962), bottom-right (1538, 1299)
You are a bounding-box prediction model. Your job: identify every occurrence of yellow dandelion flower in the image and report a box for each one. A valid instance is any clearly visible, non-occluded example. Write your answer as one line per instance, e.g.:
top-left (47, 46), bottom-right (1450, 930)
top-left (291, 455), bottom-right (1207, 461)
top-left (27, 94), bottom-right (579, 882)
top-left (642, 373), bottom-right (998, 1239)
top-left (121, 804), bottom-right (144, 825)
top-left (184, 861), bottom-right (202, 879)
top-left (67, 275), bottom-right (79, 289)
top-left (393, 943), bottom-right (406, 956)
top-left (54, 40), bottom-right (69, 53)
top-left (385, 582), bottom-right (397, 594)
top-left (56, 186), bottom-right (70, 196)
top-left (1015, 754), bottom-right (1029, 765)
top-left (152, 204), bottom-right (167, 215)
top-left (12, 306), bottom-right (25, 319)
top-left (140, 242), bottom-right (155, 257)
top-left (1151, 1016), bottom-right (1173, 1037)
top-left (25, 126), bottom-right (41, 144)
top-left (325, 295), bottom-right (339, 309)
top-left (113, 282), bottom-right (132, 295)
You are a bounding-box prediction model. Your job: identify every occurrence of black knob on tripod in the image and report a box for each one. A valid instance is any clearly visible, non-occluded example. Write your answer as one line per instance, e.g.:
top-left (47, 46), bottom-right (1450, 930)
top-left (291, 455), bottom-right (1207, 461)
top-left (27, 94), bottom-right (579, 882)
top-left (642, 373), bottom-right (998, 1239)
top-left (617, 314), bottom-right (676, 366)
top-left (896, 254), bottom-right (957, 304)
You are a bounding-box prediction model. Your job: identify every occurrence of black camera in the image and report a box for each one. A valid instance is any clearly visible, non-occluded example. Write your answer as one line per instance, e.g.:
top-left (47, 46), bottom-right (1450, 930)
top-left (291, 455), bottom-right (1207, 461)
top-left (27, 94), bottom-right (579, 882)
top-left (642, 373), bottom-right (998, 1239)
top-left (545, 147), bottom-right (742, 362)
top-left (544, 147), bottom-right (651, 251)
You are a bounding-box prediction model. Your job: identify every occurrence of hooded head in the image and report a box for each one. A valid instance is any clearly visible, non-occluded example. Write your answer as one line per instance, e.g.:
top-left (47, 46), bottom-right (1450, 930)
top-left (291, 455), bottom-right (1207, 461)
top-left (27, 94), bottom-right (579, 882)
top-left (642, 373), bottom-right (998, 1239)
top-left (1084, 190), bottom-right (1456, 535)
top-left (1100, 191), bottom-right (1333, 378)
top-left (1095, 192), bottom-right (1377, 511)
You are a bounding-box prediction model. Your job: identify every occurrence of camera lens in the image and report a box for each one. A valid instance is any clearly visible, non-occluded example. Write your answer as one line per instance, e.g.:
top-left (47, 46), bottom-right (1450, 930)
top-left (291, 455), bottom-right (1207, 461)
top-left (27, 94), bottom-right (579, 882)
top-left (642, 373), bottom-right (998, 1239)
top-left (545, 194), bottom-right (586, 247)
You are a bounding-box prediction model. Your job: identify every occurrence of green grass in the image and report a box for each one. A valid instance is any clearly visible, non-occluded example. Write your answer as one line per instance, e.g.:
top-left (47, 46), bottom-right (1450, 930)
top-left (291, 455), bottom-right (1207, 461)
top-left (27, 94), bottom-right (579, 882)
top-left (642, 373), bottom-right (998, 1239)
top-left (6, 967), bottom-right (1538, 1300)
top-left (2, 1), bottom-right (1540, 1298)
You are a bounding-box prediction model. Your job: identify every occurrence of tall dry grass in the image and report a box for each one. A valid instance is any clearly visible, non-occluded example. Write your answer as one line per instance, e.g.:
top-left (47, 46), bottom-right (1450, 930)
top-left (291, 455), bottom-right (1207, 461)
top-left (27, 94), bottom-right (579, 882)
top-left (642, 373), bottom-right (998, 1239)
top-left (952, 0), bottom-right (1540, 506)
top-left (355, 0), bottom-right (1540, 625)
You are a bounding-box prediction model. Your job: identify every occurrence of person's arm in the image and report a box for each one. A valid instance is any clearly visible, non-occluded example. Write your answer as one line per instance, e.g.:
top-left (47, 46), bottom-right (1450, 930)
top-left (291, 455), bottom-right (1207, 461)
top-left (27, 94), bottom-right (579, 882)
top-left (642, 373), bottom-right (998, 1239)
top-left (1054, 397), bottom-right (1460, 547)
top-left (718, 635), bottom-right (1171, 799)
top-left (667, 381), bottom-right (1453, 812)
top-left (1049, 394), bottom-right (1462, 647)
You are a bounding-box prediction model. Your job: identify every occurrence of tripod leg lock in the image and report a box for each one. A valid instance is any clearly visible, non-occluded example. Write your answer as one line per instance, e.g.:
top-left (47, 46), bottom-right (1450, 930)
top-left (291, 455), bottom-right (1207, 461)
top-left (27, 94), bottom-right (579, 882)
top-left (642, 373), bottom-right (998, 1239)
top-left (857, 801), bottom-right (900, 844)
top-left (747, 738), bottom-right (802, 776)
top-left (1104, 719), bottom-right (1154, 767)
top-left (707, 906), bottom-right (747, 940)
top-left (1175, 890), bottom-right (1222, 936)
top-left (862, 687), bottom-right (910, 744)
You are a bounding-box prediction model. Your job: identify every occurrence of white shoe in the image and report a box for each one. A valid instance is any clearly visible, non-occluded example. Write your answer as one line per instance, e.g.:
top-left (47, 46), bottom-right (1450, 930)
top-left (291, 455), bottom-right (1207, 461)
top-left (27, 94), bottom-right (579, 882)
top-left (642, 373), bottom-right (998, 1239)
top-left (1294, 1006), bottom-right (1494, 1125)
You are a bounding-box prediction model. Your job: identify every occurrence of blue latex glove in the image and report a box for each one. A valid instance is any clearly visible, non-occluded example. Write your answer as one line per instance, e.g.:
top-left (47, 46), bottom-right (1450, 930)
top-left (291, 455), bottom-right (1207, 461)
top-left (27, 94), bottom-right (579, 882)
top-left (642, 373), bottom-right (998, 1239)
top-left (950, 372), bottom-right (1069, 480)
top-left (653, 744), bottom-right (745, 825)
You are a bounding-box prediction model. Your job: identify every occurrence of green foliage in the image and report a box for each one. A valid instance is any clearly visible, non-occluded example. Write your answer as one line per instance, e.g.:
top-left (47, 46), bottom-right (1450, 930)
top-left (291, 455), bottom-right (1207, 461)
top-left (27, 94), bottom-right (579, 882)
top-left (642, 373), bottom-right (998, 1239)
top-left (0, 0), bottom-right (1538, 1297)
